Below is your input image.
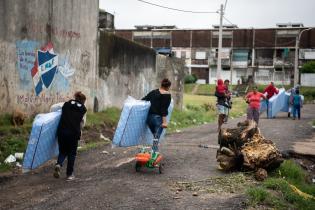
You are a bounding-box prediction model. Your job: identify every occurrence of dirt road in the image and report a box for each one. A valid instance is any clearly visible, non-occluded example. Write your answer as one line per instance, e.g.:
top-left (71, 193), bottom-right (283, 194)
top-left (1, 104), bottom-right (314, 210)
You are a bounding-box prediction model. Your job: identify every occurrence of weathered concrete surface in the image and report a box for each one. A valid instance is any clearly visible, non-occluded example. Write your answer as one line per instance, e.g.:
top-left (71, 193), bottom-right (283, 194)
top-left (0, 0), bottom-right (99, 114)
top-left (98, 32), bottom-right (187, 109)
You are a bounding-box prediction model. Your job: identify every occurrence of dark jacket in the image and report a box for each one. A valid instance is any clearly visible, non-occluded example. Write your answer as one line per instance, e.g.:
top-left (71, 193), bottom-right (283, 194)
top-left (142, 89), bottom-right (171, 117)
top-left (57, 99), bottom-right (87, 140)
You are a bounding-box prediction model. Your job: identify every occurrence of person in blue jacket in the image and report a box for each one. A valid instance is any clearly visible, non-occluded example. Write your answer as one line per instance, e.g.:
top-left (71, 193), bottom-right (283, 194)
top-left (292, 89), bottom-right (303, 120)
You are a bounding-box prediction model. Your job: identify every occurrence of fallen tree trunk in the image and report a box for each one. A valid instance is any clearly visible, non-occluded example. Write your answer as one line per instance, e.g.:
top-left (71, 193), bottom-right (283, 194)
top-left (216, 120), bottom-right (283, 175)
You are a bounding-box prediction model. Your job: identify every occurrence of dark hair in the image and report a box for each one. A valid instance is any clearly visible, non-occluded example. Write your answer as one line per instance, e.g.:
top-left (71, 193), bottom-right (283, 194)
top-left (224, 79), bottom-right (230, 83)
top-left (295, 89), bottom-right (300, 94)
top-left (161, 78), bottom-right (171, 89)
top-left (74, 91), bottom-right (86, 104)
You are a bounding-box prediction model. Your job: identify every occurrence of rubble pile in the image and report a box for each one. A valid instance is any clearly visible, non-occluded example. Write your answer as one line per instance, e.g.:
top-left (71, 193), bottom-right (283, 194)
top-left (216, 120), bottom-right (283, 180)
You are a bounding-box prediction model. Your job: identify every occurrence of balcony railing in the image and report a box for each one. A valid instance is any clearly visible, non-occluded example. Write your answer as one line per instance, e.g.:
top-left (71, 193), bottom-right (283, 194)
top-left (191, 59), bottom-right (208, 65)
top-left (255, 58), bottom-right (274, 66)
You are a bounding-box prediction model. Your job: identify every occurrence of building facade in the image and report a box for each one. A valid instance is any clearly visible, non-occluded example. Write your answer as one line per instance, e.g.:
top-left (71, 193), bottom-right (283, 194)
top-left (115, 25), bottom-right (315, 85)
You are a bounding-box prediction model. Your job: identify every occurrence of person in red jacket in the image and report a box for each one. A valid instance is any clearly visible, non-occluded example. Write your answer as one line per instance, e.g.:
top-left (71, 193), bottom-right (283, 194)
top-left (245, 86), bottom-right (266, 125)
top-left (263, 82), bottom-right (279, 118)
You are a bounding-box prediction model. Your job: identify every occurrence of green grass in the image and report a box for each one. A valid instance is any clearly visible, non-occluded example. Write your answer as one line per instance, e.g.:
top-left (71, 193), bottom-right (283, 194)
top-left (168, 94), bottom-right (247, 132)
top-left (78, 141), bottom-right (110, 152)
top-left (85, 107), bottom-right (121, 128)
top-left (184, 84), bottom-right (195, 94)
top-left (246, 160), bottom-right (315, 209)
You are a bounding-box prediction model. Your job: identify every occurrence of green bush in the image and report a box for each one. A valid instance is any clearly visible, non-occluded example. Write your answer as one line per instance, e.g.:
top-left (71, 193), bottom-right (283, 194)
top-left (301, 61), bottom-right (315, 73)
top-left (184, 74), bottom-right (197, 84)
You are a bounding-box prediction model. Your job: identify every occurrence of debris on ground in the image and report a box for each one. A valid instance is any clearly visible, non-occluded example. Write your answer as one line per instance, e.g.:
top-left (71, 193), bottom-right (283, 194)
top-left (4, 155), bottom-right (16, 164)
top-left (14, 153), bottom-right (24, 160)
top-left (217, 120), bottom-right (283, 180)
top-left (100, 150), bottom-right (109, 154)
top-left (100, 134), bottom-right (111, 142)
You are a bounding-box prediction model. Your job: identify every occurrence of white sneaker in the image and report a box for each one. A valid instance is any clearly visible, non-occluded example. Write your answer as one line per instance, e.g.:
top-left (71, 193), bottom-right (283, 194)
top-left (53, 164), bottom-right (61, 178)
top-left (66, 174), bottom-right (75, 181)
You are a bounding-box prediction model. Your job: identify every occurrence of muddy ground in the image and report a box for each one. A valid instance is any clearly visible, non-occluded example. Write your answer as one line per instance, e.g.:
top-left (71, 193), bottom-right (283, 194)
top-left (0, 104), bottom-right (314, 210)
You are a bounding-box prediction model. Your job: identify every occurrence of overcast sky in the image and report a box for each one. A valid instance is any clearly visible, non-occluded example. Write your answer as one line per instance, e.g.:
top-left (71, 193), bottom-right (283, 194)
top-left (99, 0), bottom-right (315, 29)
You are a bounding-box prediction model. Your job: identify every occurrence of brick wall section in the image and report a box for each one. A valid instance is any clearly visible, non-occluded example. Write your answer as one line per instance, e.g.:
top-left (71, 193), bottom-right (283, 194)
top-left (172, 30), bottom-right (191, 47)
top-left (233, 29), bottom-right (253, 48)
top-left (192, 30), bottom-right (211, 48)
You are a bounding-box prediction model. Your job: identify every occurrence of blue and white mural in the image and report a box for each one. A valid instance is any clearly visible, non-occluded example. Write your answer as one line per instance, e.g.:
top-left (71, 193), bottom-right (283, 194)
top-left (16, 41), bottom-right (76, 96)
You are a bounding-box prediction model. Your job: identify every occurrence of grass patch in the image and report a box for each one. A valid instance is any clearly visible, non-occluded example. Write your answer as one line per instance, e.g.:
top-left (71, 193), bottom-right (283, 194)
top-left (78, 141), bottom-right (110, 152)
top-left (184, 84), bottom-right (196, 94)
top-left (246, 187), bottom-right (268, 206)
top-left (86, 107), bottom-right (120, 128)
top-left (168, 94), bottom-right (247, 132)
top-left (246, 160), bottom-right (315, 210)
top-left (174, 172), bottom-right (251, 194)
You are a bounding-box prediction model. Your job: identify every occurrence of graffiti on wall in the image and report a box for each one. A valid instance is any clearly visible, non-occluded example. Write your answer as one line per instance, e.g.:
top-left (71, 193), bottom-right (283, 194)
top-left (16, 92), bottom-right (70, 107)
top-left (16, 40), bottom-right (40, 90)
top-left (28, 23), bottom-right (81, 39)
top-left (16, 41), bottom-right (76, 96)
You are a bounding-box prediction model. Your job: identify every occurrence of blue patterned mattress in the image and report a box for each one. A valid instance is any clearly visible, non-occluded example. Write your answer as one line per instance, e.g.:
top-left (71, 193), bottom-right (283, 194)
top-left (23, 111), bottom-right (61, 171)
top-left (112, 96), bottom-right (173, 147)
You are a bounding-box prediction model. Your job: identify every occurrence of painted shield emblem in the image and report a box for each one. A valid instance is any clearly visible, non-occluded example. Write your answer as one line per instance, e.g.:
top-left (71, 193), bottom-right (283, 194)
top-left (31, 43), bottom-right (58, 96)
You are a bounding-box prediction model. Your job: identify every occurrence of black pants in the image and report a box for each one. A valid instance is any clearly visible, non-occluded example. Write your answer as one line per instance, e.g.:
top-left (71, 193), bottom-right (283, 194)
top-left (57, 131), bottom-right (79, 176)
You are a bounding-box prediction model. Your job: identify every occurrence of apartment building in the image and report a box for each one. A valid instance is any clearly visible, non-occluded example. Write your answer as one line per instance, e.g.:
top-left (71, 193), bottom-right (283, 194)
top-left (115, 24), bottom-right (315, 85)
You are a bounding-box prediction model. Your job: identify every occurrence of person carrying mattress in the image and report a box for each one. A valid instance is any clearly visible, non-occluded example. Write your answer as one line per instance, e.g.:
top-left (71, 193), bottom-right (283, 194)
top-left (263, 82), bottom-right (279, 118)
top-left (142, 78), bottom-right (172, 152)
top-left (53, 91), bottom-right (87, 181)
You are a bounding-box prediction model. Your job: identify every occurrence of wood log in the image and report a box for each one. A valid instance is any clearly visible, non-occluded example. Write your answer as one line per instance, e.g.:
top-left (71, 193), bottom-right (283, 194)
top-left (218, 120), bottom-right (258, 149)
top-left (216, 120), bottom-right (283, 172)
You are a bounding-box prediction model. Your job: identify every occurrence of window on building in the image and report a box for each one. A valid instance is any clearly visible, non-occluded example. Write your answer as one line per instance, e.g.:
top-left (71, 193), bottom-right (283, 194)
top-left (181, 51), bottom-right (186, 59)
top-left (195, 51), bottom-right (206, 60)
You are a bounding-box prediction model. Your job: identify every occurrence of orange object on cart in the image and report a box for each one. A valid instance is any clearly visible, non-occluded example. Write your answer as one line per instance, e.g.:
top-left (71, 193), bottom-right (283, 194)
top-left (135, 153), bottom-right (151, 164)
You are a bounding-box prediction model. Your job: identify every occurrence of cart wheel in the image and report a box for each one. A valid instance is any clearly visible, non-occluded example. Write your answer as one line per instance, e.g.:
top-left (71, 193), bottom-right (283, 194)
top-left (135, 162), bottom-right (141, 172)
top-left (158, 164), bottom-right (163, 174)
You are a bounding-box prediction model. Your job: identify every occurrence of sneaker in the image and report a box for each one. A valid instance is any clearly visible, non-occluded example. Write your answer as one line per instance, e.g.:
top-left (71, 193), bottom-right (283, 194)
top-left (53, 164), bottom-right (61, 178)
top-left (66, 174), bottom-right (75, 181)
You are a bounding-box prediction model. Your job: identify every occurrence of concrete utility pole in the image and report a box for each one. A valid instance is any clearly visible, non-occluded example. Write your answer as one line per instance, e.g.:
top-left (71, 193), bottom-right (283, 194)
top-left (217, 4), bottom-right (224, 79)
top-left (294, 28), bottom-right (313, 87)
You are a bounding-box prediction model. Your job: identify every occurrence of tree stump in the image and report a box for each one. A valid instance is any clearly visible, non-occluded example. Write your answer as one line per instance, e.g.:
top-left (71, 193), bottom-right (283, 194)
top-left (217, 120), bottom-right (283, 172)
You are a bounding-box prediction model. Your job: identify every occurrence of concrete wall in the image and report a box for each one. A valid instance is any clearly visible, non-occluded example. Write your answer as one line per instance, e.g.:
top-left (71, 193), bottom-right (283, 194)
top-left (156, 55), bottom-right (187, 109)
top-left (301, 73), bottom-right (315, 87)
top-left (98, 32), bottom-right (186, 110)
top-left (98, 32), bottom-right (157, 109)
top-left (0, 0), bottom-right (98, 114)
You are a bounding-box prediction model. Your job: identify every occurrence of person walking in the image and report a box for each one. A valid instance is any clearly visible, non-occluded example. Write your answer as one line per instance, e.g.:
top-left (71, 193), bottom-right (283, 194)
top-left (215, 79), bottom-right (228, 132)
top-left (223, 79), bottom-right (232, 123)
top-left (263, 82), bottom-right (279, 118)
top-left (53, 91), bottom-right (87, 181)
top-left (292, 89), bottom-right (303, 120)
top-left (245, 86), bottom-right (266, 125)
top-left (142, 78), bottom-right (172, 152)
top-left (288, 85), bottom-right (300, 118)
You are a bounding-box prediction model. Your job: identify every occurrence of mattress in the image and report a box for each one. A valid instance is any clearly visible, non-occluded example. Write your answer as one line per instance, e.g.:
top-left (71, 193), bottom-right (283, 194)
top-left (112, 96), bottom-right (173, 147)
top-left (260, 88), bottom-right (303, 118)
top-left (23, 111), bottom-right (61, 171)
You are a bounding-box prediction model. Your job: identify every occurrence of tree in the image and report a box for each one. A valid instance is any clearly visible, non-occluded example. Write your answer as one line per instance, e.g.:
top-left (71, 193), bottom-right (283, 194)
top-left (301, 61), bottom-right (315, 73)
